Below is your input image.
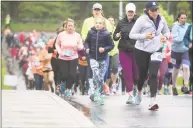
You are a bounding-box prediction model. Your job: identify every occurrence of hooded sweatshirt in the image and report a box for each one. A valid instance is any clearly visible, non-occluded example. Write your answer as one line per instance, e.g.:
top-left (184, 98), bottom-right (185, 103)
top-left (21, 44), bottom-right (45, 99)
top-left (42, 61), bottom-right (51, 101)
top-left (129, 13), bottom-right (170, 53)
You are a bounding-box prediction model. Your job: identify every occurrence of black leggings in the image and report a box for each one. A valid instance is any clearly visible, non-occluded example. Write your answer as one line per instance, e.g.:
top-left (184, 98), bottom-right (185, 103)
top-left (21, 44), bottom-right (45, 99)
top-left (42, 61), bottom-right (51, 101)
top-left (58, 59), bottom-right (78, 89)
top-left (134, 48), bottom-right (161, 97)
top-left (51, 57), bottom-right (61, 86)
top-left (78, 65), bottom-right (89, 93)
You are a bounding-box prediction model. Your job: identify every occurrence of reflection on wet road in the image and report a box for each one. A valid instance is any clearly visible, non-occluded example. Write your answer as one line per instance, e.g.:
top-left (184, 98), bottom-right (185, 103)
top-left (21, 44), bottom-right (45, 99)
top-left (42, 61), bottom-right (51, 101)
top-left (66, 95), bottom-right (192, 128)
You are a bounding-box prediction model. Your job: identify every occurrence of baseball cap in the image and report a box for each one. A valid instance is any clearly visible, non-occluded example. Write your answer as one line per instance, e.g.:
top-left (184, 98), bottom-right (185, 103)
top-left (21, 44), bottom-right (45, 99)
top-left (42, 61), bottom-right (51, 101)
top-left (125, 3), bottom-right (136, 12)
top-left (92, 3), bottom-right (102, 10)
top-left (146, 1), bottom-right (159, 11)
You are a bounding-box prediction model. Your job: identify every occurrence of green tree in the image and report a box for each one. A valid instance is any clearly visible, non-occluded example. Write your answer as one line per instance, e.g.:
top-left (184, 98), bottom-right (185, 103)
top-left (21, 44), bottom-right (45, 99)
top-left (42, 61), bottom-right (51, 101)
top-left (176, 1), bottom-right (192, 23)
top-left (159, 5), bottom-right (174, 27)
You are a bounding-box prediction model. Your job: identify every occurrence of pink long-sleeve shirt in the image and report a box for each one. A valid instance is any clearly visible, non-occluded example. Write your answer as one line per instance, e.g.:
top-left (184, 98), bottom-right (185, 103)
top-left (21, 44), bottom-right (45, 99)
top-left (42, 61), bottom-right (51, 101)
top-left (55, 31), bottom-right (83, 60)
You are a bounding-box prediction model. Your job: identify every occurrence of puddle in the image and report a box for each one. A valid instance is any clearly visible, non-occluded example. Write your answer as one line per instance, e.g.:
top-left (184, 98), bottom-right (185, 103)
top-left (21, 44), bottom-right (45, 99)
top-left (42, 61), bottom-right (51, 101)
top-left (66, 98), bottom-right (107, 126)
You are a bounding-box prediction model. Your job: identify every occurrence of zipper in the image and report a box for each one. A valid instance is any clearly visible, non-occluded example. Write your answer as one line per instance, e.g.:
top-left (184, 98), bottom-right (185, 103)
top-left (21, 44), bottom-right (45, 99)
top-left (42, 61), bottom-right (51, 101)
top-left (96, 31), bottom-right (99, 61)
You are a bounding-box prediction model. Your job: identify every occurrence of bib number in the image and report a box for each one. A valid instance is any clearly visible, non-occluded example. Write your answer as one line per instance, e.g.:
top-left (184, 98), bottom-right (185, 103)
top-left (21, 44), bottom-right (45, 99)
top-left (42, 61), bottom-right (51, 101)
top-left (151, 52), bottom-right (163, 62)
top-left (45, 64), bottom-right (52, 68)
top-left (64, 50), bottom-right (74, 57)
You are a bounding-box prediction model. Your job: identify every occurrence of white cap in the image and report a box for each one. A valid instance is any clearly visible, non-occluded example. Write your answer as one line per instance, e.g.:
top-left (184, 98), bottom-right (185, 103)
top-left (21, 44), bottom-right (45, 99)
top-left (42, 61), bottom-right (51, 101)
top-left (125, 3), bottom-right (136, 12)
top-left (92, 3), bottom-right (102, 10)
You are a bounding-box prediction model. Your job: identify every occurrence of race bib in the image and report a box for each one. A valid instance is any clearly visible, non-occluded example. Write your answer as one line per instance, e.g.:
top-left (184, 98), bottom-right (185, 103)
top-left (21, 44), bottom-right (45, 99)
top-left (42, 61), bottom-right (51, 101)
top-left (64, 50), bottom-right (74, 57)
top-left (151, 52), bottom-right (163, 62)
top-left (45, 64), bottom-right (52, 68)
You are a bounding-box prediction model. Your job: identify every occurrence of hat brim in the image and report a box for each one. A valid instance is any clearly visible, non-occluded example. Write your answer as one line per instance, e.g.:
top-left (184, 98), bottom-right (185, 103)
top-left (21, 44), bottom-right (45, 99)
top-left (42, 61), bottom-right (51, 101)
top-left (149, 6), bottom-right (159, 11)
top-left (126, 9), bottom-right (135, 12)
top-left (92, 8), bottom-right (102, 10)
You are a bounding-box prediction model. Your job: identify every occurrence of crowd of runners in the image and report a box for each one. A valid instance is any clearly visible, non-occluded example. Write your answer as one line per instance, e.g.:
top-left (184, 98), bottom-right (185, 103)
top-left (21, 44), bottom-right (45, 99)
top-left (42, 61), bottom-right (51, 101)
top-left (2, 1), bottom-right (192, 111)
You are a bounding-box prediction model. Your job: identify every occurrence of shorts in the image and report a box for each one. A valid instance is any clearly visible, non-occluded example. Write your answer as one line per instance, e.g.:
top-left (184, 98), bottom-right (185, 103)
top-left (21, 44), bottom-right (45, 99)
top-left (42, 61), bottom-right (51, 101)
top-left (109, 54), bottom-right (119, 74)
top-left (171, 51), bottom-right (190, 69)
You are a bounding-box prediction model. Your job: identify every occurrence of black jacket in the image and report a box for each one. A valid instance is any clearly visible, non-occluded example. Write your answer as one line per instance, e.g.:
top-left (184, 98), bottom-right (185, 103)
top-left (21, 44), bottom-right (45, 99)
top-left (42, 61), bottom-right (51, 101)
top-left (85, 27), bottom-right (114, 61)
top-left (113, 15), bottom-right (139, 52)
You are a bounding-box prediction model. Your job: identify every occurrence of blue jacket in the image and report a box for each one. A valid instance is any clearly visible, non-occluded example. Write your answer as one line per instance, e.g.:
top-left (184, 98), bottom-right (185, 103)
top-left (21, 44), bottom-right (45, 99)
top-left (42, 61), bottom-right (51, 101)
top-left (85, 27), bottom-right (114, 61)
top-left (171, 22), bottom-right (189, 53)
top-left (183, 24), bottom-right (192, 47)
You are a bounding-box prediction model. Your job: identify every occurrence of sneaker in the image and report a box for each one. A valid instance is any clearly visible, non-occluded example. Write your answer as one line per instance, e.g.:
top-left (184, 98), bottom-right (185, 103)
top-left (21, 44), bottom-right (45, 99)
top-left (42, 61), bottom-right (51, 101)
top-left (90, 94), bottom-right (95, 101)
top-left (94, 94), bottom-right (100, 102)
top-left (164, 88), bottom-right (168, 95)
top-left (172, 87), bottom-right (178, 96)
top-left (181, 86), bottom-right (189, 94)
top-left (126, 95), bottom-right (135, 104)
top-left (99, 96), bottom-right (104, 105)
top-left (133, 87), bottom-right (137, 97)
top-left (65, 91), bottom-right (71, 97)
top-left (148, 97), bottom-right (159, 111)
top-left (135, 93), bottom-right (142, 105)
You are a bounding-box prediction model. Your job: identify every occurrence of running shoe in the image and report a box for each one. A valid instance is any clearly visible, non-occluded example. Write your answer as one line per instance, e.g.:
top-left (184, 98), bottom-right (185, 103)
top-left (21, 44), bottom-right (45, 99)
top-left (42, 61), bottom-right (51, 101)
top-left (148, 97), bottom-right (159, 111)
top-left (126, 95), bottom-right (135, 104)
top-left (65, 91), bottom-right (71, 97)
top-left (135, 93), bottom-right (142, 105)
top-left (172, 87), bottom-right (178, 96)
top-left (164, 87), bottom-right (168, 95)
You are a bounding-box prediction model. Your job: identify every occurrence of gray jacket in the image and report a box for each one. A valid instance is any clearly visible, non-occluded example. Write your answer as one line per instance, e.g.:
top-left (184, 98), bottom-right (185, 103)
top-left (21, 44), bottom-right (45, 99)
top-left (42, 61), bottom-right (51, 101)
top-left (129, 13), bottom-right (170, 53)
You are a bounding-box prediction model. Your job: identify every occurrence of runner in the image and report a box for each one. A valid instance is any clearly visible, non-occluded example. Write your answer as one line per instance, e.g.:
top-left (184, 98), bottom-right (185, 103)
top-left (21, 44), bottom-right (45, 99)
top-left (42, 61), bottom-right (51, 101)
top-left (129, 1), bottom-right (170, 110)
top-left (81, 3), bottom-right (113, 94)
top-left (84, 16), bottom-right (114, 105)
top-left (107, 16), bottom-right (120, 95)
top-left (48, 27), bottom-right (64, 94)
top-left (39, 43), bottom-right (54, 93)
top-left (171, 11), bottom-right (190, 95)
top-left (55, 18), bottom-right (83, 97)
top-left (157, 33), bottom-right (171, 95)
top-left (183, 24), bottom-right (192, 94)
top-left (113, 3), bottom-right (139, 103)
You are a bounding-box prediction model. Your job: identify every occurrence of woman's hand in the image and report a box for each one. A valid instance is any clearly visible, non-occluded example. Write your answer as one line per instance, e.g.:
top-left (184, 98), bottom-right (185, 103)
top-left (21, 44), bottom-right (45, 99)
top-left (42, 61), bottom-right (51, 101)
top-left (146, 33), bottom-right (154, 39)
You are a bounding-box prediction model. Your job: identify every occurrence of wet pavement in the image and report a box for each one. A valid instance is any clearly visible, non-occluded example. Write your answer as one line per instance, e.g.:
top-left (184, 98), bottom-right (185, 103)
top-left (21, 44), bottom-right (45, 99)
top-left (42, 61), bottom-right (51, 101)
top-left (68, 94), bottom-right (192, 128)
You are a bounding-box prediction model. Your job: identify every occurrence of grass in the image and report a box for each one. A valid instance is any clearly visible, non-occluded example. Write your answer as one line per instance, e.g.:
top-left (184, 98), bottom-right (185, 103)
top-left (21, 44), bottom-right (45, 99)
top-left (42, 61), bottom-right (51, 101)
top-left (2, 22), bottom-right (60, 32)
top-left (2, 21), bottom-right (83, 32)
top-left (1, 58), bottom-right (12, 90)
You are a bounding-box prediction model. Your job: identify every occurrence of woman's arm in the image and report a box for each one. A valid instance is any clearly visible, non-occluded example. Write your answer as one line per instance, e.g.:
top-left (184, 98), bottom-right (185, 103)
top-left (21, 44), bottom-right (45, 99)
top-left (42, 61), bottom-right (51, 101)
top-left (129, 17), bottom-right (146, 40)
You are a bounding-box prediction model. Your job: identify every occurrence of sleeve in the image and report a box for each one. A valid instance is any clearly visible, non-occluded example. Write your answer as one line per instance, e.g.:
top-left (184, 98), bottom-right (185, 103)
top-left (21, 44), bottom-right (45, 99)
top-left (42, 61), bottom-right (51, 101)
top-left (77, 33), bottom-right (84, 51)
top-left (55, 34), bottom-right (62, 55)
top-left (183, 25), bottom-right (191, 47)
top-left (81, 19), bottom-right (89, 41)
top-left (129, 17), bottom-right (146, 40)
top-left (113, 22), bottom-right (121, 41)
top-left (105, 19), bottom-right (113, 34)
top-left (172, 24), bottom-right (183, 43)
top-left (104, 33), bottom-right (114, 52)
top-left (84, 31), bottom-right (91, 50)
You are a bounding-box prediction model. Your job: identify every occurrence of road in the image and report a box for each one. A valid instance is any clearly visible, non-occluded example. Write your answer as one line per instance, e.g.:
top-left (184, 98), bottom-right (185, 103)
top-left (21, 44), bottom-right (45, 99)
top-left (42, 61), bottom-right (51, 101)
top-left (69, 94), bottom-right (192, 128)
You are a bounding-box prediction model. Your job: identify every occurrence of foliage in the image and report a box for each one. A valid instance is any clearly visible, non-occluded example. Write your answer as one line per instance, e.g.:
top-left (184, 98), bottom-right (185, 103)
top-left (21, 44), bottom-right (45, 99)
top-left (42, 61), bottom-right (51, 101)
top-left (176, 1), bottom-right (192, 23)
top-left (1, 1), bottom-right (192, 31)
top-left (1, 58), bottom-right (11, 90)
top-left (159, 5), bottom-right (174, 27)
